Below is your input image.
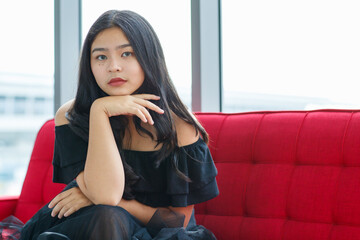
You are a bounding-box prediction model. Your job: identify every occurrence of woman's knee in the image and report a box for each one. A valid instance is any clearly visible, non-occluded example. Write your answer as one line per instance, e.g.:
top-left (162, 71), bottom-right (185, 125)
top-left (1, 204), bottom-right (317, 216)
top-left (90, 205), bottom-right (129, 220)
top-left (84, 205), bottom-right (131, 239)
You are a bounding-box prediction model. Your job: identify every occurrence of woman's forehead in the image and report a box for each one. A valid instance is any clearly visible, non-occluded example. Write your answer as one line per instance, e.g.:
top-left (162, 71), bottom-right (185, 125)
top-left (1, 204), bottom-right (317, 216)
top-left (91, 27), bottom-right (130, 49)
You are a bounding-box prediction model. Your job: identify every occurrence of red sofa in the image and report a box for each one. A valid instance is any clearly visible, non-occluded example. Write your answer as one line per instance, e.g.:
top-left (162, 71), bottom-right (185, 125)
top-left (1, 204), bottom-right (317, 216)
top-left (2, 110), bottom-right (360, 240)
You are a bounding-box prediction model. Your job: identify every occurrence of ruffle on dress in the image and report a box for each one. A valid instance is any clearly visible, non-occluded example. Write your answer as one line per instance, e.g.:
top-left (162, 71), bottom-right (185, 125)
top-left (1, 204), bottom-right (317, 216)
top-left (52, 124), bottom-right (219, 208)
top-left (123, 139), bottom-right (218, 207)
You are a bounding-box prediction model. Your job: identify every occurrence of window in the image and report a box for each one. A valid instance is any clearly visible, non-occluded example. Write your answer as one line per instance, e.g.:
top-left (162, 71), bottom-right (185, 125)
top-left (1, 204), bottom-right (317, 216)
top-left (0, 96), bottom-right (5, 114)
top-left (82, 0), bottom-right (192, 109)
top-left (14, 97), bottom-right (27, 115)
top-left (222, 0), bottom-right (360, 112)
top-left (34, 97), bottom-right (46, 115)
top-left (0, 1), bottom-right (54, 195)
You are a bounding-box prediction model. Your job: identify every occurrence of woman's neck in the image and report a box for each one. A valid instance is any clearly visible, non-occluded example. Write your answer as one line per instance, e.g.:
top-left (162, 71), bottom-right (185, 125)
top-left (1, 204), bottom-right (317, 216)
top-left (122, 117), bottom-right (161, 151)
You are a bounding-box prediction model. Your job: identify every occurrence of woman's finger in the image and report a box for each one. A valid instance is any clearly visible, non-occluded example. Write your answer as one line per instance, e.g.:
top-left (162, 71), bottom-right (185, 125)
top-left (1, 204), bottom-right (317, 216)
top-left (64, 201), bottom-right (89, 218)
top-left (48, 190), bottom-right (72, 209)
top-left (63, 206), bottom-right (78, 218)
top-left (48, 194), bottom-right (63, 209)
top-left (133, 94), bottom-right (161, 100)
top-left (57, 202), bottom-right (74, 219)
top-left (134, 98), bottom-right (164, 115)
top-left (51, 195), bottom-right (74, 217)
top-left (131, 106), bottom-right (148, 123)
top-left (137, 105), bottom-right (154, 125)
top-left (65, 195), bottom-right (93, 217)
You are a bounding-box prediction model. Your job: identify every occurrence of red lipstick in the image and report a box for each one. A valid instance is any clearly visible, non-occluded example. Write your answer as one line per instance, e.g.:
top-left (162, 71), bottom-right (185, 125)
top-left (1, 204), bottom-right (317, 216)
top-left (108, 77), bottom-right (126, 86)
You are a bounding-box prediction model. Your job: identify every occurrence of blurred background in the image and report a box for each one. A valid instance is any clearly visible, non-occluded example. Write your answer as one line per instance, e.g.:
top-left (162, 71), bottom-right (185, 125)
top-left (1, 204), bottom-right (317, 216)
top-left (1, 0), bottom-right (359, 196)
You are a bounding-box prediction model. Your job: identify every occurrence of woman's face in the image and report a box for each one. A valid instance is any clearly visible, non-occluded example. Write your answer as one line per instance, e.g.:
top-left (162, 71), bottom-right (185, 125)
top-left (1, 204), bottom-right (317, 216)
top-left (90, 27), bottom-right (145, 96)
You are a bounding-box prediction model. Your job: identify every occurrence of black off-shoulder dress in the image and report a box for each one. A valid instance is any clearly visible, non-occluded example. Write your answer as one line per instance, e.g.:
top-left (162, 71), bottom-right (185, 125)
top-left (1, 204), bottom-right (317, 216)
top-left (19, 125), bottom-right (219, 240)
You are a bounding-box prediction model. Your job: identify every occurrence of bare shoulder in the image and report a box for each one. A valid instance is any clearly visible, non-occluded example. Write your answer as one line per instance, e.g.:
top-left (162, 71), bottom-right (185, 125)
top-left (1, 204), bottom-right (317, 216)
top-left (172, 112), bottom-right (199, 147)
top-left (54, 99), bottom-right (75, 126)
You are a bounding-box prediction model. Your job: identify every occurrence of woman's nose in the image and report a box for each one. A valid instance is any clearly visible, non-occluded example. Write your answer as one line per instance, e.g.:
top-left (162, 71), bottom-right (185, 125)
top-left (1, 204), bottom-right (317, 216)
top-left (108, 59), bottom-right (122, 72)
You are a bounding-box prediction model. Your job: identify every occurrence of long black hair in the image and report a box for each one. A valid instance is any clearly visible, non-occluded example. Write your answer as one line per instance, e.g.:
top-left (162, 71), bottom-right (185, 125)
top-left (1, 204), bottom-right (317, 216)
top-left (67, 10), bottom-right (208, 199)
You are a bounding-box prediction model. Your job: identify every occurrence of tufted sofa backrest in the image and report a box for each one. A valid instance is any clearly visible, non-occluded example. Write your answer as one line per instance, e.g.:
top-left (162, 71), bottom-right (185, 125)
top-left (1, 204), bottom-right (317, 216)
top-left (194, 110), bottom-right (360, 240)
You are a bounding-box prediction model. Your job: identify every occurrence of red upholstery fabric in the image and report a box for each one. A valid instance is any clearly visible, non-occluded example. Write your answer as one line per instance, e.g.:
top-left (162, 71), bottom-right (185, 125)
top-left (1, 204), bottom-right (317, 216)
top-left (2, 110), bottom-right (360, 240)
top-left (12, 120), bottom-right (65, 223)
top-left (194, 110), bottom-right (360, 240)
top-left (0, 196), bottom-right (18, 221)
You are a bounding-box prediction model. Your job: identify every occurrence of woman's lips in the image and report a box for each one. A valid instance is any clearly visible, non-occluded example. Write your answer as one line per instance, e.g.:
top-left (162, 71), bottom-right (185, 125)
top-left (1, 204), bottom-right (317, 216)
top-left (108, 77), bottom-right (126, 86)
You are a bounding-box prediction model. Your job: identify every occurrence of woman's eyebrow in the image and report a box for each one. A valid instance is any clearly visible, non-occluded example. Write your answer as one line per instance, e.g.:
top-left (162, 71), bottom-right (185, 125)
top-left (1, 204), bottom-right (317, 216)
top-left (91, 43), bottom-right (132, 54)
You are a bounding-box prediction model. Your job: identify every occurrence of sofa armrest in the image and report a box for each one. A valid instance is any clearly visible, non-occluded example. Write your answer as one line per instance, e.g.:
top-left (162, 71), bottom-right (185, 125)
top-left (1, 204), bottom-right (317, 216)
top-left (0, 196), bottom-right (19, 221)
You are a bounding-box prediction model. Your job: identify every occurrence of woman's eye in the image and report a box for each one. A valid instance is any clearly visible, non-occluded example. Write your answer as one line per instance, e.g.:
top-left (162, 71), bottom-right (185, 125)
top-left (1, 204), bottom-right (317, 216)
top-left (122, 52), bottom-right (132, 57)
top-left (96, 55), bottom-right (107, 60)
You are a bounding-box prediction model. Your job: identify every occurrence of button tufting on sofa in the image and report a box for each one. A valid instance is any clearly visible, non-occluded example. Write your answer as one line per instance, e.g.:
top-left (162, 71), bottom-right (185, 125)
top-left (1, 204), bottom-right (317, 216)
top-left (2, 110), bottom-right (360, 240)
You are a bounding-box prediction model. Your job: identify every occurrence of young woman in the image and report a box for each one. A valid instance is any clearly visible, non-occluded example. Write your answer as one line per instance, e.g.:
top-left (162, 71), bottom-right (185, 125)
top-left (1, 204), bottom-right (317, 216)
top-left (19, 10), bottom-right (219, 239)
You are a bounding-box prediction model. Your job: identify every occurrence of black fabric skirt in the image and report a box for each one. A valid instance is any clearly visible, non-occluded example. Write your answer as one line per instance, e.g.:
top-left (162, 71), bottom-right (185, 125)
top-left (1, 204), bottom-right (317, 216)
top-left (2, 182), bottom-right (216, 240)
top-left (17, 204), bottom-right (216, 240)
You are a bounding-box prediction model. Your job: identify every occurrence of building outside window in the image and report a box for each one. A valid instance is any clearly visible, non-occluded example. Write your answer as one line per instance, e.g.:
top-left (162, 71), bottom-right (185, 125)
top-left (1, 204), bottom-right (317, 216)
top-left (0, 96), bottom-right (5, 114)
top-left (0, 1), bottom-right (54, 196)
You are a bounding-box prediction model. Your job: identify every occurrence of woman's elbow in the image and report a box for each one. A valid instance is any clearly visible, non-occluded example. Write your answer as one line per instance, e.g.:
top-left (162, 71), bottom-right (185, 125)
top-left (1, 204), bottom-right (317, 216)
top-left (82, 175), bottom-right (124, 206)
top-left (92, 194), bottom-right (122, 206)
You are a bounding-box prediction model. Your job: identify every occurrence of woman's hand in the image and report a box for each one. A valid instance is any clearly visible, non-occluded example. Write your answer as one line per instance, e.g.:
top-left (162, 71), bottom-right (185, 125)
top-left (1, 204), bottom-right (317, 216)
top-left (48, 187), bottom-right (93, 219)
top-left (91, 94), bottom-right (164, 125)
top-left (117, 198), bottom-right (157, 225)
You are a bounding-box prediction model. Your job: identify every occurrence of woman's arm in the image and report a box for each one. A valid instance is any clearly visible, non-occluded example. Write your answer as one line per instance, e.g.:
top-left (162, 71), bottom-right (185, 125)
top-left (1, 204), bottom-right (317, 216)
top-left (118, 114), bottom-right (198, 227)
top-left (55, 99), bottom-right (121, 205)
top-left (76, 94), bottom-right (164, 205)
top-left (75, 102), bottom-right (125, 205)
top-left (55, 95), bottom-right (163, 206)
